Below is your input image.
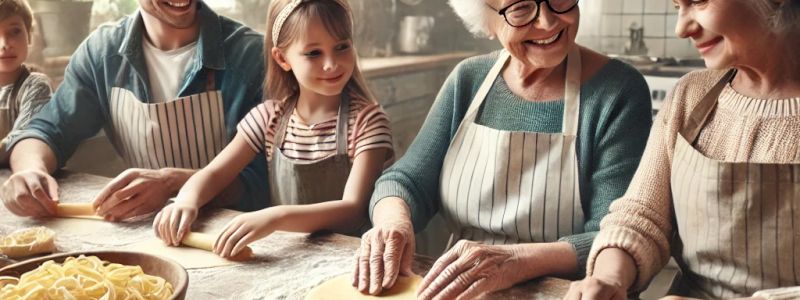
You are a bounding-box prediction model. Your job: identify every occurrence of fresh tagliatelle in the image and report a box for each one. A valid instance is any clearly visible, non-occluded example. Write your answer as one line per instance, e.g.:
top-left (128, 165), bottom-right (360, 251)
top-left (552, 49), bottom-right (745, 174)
top-left (0, 255), bottom-right (174, 300)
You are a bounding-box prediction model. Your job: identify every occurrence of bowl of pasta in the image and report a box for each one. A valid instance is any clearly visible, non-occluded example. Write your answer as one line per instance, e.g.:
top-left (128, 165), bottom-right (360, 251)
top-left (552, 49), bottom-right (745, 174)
top-left (0, 251), bottom-right (187, 299)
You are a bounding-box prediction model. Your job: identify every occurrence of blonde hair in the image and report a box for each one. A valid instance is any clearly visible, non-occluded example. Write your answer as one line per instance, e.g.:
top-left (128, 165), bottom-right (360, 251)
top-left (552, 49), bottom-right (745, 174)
top-left (264, 0), bottom-right (376, 104)
top-left (0, 0), bottom-right (33, 40)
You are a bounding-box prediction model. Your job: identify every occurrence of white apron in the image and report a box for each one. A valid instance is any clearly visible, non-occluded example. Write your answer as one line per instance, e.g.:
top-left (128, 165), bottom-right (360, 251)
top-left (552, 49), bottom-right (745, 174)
top-left (106, 64), bottom-right (226, 169)
top-left (440, 48), bottom-right (585, 246)
top-left (670, 69), bottom-right (800, 298)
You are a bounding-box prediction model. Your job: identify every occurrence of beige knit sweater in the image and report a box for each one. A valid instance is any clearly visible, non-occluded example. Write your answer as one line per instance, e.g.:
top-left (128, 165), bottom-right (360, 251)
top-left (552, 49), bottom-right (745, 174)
top-left (587, 69), bottom-right (800, 299)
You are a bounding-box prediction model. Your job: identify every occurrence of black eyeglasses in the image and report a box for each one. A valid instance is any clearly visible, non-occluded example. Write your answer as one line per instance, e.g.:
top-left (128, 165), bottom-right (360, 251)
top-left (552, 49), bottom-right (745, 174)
top-left (491, 0), bottom-right (579, 28)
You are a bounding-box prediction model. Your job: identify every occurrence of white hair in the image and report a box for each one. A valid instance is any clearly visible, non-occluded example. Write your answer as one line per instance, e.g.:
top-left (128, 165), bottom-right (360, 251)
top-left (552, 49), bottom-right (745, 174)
top-left (448, 0), bottom-right (495, 38)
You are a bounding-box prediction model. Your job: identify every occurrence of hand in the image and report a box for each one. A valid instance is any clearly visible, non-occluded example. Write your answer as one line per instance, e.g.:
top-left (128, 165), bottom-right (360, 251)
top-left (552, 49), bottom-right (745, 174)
top-left (213, 208), bottom-right (282, 258)
top-left (417, 240), bottom-right (525, 300)
top-left (564, 276), bottom-right (628, 300)
top-left (1, 169), bottom-right (58, 217)
top-left (153, 202), bottom-right (199, 246)
top-left (93, 168), bottom-right (180, 221)
top-left (354, 215), bottom-right (415, 295)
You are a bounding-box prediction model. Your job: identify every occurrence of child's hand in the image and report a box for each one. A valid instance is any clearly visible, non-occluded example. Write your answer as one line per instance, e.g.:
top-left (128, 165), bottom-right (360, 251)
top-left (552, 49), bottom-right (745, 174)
top-left (153, 202), bottom-right (199, 247)
top-left (213, 208), bottom-right (282, 258)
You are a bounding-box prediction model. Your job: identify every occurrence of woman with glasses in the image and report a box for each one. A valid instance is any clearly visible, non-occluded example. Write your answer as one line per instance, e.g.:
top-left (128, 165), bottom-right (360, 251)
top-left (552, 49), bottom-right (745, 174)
top-left (352, 0), bottom-right (652, 298)
top-left (566, 0), bottom-right (800, 300)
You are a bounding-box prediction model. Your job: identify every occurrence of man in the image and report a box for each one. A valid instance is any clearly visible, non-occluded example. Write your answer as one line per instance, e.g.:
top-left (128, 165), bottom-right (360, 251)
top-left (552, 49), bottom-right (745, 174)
top-left (1, 0), bottom-right (268, 220)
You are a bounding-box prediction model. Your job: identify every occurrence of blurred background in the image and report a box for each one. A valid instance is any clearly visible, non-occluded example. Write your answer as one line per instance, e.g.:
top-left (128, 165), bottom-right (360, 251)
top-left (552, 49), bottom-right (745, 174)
top-left (28, 1), bottom-right (702, 163)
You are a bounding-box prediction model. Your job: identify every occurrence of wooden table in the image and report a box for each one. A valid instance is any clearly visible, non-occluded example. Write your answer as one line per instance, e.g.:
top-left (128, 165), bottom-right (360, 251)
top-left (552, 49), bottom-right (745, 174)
top-left (0, 170), bottom-right (570, 299)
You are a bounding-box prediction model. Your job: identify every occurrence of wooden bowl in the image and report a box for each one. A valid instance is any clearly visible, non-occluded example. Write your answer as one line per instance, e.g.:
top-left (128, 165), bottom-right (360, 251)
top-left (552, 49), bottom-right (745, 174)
top-left (0, 250), bottom-right (188, 300)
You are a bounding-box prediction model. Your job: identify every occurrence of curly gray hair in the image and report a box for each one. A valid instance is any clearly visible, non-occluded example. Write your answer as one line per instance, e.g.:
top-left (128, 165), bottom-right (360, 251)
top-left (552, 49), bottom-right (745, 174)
top-left (448, 0), bottom-right (496, 38)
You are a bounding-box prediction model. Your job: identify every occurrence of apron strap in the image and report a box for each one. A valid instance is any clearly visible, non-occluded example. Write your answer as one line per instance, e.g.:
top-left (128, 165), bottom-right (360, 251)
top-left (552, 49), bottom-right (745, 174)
top-left (562, 46), bottom-right (582, 137)
top-left (462, 48), bottom-right (582, 137)
top-left (463, 50), bottom-right (510, 122)
top-left (9, 65), bottom-right (31, 113)
top-left (679, 69), bottom-right (737, 144)
top-left (274, 96), bottom-right (298, 153)
top-left (335, 93), bottom-right (350, 156)
top-left (115, 59), bottom-right (129, 88)
top-left (115, 58), bottom-right (217, 98)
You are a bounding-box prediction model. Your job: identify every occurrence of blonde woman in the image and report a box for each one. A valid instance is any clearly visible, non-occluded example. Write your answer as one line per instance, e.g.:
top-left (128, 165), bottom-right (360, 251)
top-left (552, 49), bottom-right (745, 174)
top-left (153, 0), bottom-right (394, 258)
top-left (566, 0), bottom-right (800, 299)
top-left (354, 0), bottom-right (653, 298)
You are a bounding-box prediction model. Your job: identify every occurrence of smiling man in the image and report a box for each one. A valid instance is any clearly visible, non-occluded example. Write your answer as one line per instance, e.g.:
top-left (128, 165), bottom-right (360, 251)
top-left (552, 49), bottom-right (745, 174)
top-left (0, 0), bottom-right (268, 219)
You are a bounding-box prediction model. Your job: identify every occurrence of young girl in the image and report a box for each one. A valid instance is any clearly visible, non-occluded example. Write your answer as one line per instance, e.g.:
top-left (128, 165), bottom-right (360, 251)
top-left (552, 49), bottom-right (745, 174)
top-left (153, 0), bottom-right (393, 258)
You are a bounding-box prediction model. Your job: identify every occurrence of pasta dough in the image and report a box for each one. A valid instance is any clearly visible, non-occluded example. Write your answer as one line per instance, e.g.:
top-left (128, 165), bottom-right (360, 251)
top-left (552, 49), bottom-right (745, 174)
top-left (0, 227), bottom-right (56, 259)
top-left (56, 203), bottom-right (103, 220)
top-left (305, 274), bottom-right (422, 300)
top-left (180, 232), bottom-right (252, 261)
top-left (0, 255), bottom-right (173, 300)
top-left (123, 232), bottom-right (252, 269)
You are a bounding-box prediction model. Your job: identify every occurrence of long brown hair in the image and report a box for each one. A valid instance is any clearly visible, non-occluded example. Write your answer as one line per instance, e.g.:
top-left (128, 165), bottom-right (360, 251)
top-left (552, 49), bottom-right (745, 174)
top-left (264, 0), bottom-right (376, 104)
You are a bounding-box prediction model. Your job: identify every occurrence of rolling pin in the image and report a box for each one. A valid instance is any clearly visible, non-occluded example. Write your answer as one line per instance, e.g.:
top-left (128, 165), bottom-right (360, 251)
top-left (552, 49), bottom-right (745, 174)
top-left (181, 232), bottom-right (253, 261)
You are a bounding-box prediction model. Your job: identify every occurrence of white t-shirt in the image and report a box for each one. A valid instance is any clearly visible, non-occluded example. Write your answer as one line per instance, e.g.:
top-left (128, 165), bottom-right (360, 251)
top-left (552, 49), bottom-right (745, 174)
top-left (141, 36), bottom-right (198, 103)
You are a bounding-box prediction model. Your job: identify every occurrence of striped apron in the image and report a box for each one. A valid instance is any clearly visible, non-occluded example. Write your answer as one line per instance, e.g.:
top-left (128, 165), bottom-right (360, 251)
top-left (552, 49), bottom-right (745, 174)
top-left (0, 66), bottom-right (30, 140)
top-left (0, 66), bottom-right (31, 162)
top-left (670, 69), bottom-right (800, 298)
top-left (106, 64), bottom-right (226, 170)
top-left (439, 48), bottom-right (585, 246)
top-left (268, 94), bottom-right (352, 206)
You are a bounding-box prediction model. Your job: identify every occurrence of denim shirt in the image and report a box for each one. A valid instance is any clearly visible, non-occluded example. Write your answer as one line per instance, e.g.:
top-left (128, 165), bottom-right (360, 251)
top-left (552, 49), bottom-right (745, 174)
top-left (11, 3), bottom-right (270, 211)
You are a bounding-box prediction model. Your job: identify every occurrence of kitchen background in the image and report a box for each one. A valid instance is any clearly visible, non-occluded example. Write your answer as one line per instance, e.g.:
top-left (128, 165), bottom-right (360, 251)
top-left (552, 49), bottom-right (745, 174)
top-left (28, 1), bottom-right (692, 297)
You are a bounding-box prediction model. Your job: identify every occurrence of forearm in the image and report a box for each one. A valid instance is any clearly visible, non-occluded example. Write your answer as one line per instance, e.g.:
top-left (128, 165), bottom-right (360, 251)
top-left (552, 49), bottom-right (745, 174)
top-left (9, 138), bottom-right (57, 174)
top-left (268, 199), bottom-right (368, 234)
top-left (591, 247), bottom-right (637, 290)
top-left (507, 242), bottom-right (579, 282)
top-left (171, 168), bottom-right (224, 208)
top-left (371, 197), bottom-right (412, 226)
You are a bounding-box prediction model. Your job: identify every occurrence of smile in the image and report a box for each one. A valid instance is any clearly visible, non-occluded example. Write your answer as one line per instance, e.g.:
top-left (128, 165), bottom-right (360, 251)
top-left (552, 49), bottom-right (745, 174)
top-left (166, 1), bottom-right (191, 8)
top-left (524, 29), bottom-right (564, 46)
top-left (162, 0), bottom-right (191, 9)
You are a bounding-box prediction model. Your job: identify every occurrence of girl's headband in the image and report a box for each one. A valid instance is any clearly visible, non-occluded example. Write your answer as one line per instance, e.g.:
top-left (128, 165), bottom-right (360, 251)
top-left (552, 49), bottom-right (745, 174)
top-left (272, 0), bottom-right (303, 45)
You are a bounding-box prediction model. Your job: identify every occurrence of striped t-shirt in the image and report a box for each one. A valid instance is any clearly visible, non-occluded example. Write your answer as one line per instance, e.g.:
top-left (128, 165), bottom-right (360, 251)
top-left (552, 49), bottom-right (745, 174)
top-left (237, 96), bottom-right (394, 164)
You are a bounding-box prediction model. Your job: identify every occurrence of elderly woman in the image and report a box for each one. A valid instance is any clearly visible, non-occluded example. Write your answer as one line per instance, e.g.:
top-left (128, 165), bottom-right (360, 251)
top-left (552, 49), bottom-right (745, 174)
top-left (353, 0), bottom-right (652, 298)
top-left (565, 0), bottom-right (800, 300)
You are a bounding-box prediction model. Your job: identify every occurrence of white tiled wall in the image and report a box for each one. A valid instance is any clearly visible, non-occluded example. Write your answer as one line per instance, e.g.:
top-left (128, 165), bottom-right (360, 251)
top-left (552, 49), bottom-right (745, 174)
top-left (577, 0), bottom-right (700, 58)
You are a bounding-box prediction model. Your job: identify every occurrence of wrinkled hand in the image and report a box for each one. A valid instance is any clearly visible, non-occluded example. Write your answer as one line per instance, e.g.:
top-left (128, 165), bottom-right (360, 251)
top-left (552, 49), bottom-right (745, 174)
top-left (354, 216), bottom-right (415, 295)
top-left (417, 240), bottom-right (523, 300)
top-left (564, 276), bottom-right (627, 300)
top-left (213, 208), bottom-right (281, 258)
top-left (93, 168), bottom-right (177, 221)
top-left (1, 169), bottom-right (58, 217)
top-left (153, 202), bottom-right (199, 246)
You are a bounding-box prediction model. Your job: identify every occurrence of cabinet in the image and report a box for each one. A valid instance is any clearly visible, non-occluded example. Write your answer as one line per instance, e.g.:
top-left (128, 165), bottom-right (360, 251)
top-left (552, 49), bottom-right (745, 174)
top-left (362, 52), bottom-right (473, 157)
